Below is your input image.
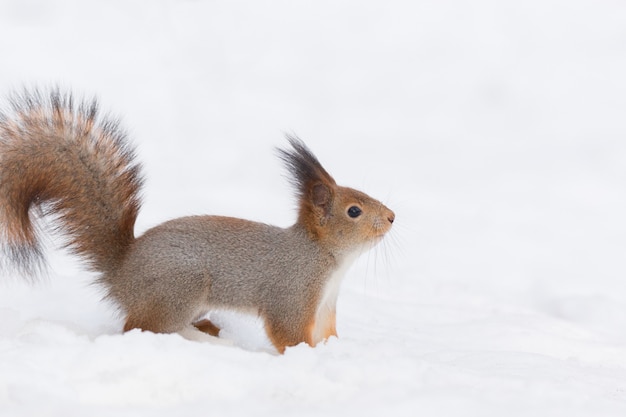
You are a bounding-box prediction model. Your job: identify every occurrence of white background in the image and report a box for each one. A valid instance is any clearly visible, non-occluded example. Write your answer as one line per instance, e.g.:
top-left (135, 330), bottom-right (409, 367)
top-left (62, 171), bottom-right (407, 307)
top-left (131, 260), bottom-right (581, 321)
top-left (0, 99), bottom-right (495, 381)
top-left (1, 0), bottom-right (626, 416)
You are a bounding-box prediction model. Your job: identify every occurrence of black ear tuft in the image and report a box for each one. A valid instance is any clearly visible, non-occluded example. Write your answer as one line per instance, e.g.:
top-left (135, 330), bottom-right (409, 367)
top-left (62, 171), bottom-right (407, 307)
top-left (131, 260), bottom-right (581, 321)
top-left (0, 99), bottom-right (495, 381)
top-left (276, 135), bottom-right (336, 203)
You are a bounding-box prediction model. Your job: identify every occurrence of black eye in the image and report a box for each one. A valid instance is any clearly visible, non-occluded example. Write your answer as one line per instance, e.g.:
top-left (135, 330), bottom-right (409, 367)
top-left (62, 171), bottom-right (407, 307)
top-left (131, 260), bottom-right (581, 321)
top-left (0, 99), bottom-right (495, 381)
top-left (347, 206), bottom-right (362, 218)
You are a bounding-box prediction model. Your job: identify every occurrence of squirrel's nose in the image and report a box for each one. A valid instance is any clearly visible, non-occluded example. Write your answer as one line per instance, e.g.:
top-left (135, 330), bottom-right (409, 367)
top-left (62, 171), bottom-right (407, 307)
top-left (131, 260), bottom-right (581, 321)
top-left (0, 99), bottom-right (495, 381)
top-left (387, 211), bottom-right (395, 224)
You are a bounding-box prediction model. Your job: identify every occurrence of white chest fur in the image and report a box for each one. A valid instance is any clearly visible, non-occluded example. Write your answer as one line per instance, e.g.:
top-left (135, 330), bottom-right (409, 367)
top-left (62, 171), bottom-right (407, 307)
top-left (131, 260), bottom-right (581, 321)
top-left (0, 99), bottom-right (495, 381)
top-left (310, 250), bottom-right (361, 345)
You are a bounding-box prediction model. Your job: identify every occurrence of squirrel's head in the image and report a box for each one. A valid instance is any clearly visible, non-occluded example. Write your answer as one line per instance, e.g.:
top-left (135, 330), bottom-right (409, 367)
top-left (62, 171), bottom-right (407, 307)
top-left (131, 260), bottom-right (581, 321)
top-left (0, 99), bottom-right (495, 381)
top-left (278, 136), bottom-right (395, 256)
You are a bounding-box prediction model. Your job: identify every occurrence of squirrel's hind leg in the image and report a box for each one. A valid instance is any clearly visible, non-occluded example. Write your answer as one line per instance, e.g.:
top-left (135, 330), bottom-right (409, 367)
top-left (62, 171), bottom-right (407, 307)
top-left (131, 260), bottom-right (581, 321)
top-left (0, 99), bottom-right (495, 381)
top-left (124, 310), bottom-right (233, 346)
top-left (177, 325), bottom-right (234, 346)
top-left (193, 318), bottom-right (221, 337)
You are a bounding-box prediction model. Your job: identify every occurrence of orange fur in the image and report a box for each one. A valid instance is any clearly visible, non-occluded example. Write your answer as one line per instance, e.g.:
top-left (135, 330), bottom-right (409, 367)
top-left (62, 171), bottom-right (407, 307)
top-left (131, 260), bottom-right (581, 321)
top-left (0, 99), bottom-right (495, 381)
top-left (193, 319), bottom-right (221, 337)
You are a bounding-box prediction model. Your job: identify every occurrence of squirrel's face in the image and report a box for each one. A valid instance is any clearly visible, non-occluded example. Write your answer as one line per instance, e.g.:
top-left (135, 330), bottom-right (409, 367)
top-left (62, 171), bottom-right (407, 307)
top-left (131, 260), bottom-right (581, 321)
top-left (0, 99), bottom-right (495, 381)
top-left (307, 184), bottom-right (395, 253)
top-left (281, 137), bottom-right (394, 253)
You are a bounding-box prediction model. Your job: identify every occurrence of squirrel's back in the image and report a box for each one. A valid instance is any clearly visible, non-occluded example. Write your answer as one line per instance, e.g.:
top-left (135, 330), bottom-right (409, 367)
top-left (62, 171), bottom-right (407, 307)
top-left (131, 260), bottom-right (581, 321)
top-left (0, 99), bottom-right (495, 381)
top-left (0, 89), bottom-right (143, 276)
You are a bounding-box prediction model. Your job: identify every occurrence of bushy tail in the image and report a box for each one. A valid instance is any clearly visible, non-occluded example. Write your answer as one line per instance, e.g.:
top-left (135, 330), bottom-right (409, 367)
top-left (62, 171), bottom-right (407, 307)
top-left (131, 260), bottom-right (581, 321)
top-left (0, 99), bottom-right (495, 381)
top-left (0, 89), bottom-right (143, 277)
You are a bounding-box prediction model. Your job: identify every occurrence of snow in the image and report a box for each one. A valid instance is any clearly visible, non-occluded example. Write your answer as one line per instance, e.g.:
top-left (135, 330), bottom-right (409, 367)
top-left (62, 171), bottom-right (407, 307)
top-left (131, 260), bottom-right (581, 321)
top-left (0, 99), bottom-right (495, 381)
top-left (1, 0), bottom-right (626, 415)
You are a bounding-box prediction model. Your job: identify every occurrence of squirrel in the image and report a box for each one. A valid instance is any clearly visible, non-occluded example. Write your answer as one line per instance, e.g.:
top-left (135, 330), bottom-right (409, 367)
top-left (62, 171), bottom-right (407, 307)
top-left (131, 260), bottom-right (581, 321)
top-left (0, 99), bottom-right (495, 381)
top-left (0, 89), bottom-right (395, 353)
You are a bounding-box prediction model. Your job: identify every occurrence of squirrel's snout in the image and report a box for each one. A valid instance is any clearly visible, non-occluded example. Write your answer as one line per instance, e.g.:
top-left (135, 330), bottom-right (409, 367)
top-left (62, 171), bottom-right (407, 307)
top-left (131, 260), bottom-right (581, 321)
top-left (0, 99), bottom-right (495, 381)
top-left (386, 210), bottom-right (395, 225)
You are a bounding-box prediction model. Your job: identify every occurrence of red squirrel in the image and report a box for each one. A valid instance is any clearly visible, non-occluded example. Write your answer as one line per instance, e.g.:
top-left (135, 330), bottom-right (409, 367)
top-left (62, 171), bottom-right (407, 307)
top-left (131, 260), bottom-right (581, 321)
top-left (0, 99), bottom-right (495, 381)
top-left (0, 89), bottom-right (395, 353)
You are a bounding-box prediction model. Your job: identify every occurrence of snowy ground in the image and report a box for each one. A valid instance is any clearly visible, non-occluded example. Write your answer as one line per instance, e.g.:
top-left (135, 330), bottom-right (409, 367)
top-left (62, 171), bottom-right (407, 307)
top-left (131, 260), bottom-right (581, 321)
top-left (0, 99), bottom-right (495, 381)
top-left (1, 0), bottom-right (626, 416)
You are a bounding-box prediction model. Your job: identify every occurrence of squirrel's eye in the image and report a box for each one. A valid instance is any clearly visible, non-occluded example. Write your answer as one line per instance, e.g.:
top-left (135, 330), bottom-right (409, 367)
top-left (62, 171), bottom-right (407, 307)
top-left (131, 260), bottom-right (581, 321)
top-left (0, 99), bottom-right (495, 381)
top-left (347, 206), bottom-right (362, 218)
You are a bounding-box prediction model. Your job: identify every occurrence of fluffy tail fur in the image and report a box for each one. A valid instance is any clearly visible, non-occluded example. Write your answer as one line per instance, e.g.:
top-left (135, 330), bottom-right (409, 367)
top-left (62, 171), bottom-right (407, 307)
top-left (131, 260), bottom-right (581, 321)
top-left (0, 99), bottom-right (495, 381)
top-left (0, 89), bottom-right (143, 277)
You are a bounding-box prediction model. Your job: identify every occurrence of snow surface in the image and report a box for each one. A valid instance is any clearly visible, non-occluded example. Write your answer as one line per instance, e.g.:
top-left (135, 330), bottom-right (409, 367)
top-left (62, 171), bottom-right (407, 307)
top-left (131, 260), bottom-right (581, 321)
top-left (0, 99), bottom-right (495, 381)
top-left (1, 0), bottom-right (626, 415)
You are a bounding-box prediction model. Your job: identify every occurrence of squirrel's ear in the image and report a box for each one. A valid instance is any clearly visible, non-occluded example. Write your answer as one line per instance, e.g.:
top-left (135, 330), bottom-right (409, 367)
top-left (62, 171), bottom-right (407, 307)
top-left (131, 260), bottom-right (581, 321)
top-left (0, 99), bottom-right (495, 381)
top-left (276, 136), bottom-right (337, 231)
top-left (312, 182), bottom-right (333, 220)
top-left (277, 134), bottom-right (337, 200)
